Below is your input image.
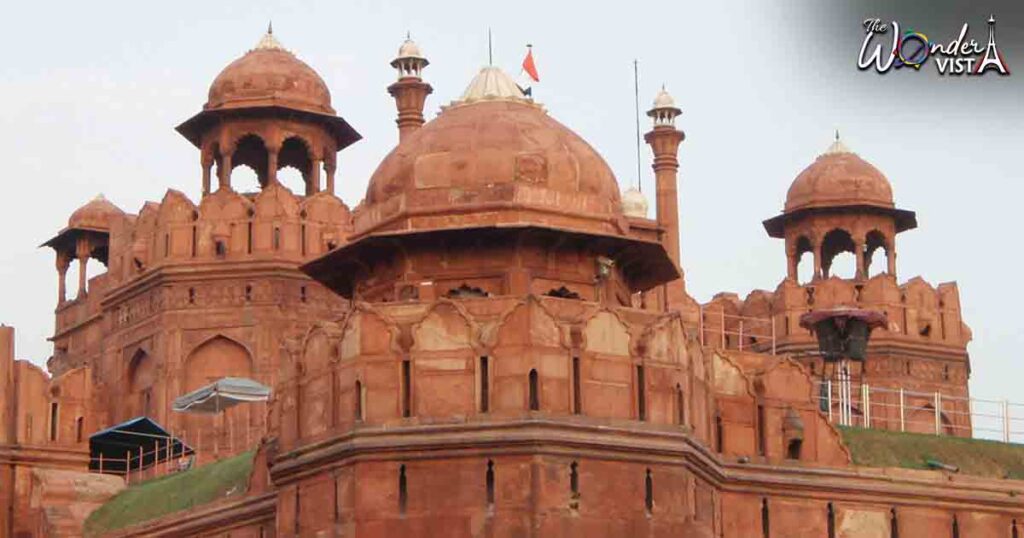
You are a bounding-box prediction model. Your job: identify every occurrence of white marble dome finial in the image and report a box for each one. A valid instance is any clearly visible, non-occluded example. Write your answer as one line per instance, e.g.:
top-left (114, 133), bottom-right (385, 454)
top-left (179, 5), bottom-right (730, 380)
top-left (823, 129), bottom-right (853, 155)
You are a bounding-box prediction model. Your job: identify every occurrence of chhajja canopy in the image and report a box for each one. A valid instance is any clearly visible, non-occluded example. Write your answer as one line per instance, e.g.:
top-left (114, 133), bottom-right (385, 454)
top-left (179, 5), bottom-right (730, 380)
top-left (172, 377), bottom-right (271, 414)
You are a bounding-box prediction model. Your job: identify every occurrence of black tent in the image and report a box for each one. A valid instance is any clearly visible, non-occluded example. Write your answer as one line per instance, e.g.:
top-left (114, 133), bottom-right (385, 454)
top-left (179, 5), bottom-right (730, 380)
top-left (88, 417), bottom-right (193, 475)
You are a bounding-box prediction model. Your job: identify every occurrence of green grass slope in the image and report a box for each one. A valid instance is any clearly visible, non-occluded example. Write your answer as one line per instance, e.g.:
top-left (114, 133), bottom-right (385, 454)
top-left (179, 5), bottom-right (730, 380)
top-left (84, 450), bottom-right (254, 537)
top-left (840, 426), bottom-right (1024, 479)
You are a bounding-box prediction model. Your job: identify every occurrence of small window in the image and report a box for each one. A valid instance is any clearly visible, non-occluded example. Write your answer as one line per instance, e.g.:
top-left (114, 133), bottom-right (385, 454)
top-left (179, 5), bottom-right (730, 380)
top-left (49, 402), bottom-right (59, 441)
top-left (644, 469), bottom-right (653, 516)
top-left (398, 465), bottom-right (408, 515)
top-left (479, 357), bottom-right (490, 413)
top-left (355, 380), bottom-right (364, 421)
top-left (485, 460), bottom-right (495, 509)
top-left (273, 227), bottom-right (282, 251)
top-left (402, 360), bottom-right (412, 418)
top-left (761, 498), bottom-right (770, 538)
top-left (572, 357), bottom-right (581, 415)
top-left (569, 461), bottom-right (580, 510)
top-left (827, 503), bottom-right (836, 538)
top-left (787, 439), bottom-right (802, 460)
top-left (528, 369), bottom-right (539, 411)
top-left (636, 365), bottom-right (646, 421)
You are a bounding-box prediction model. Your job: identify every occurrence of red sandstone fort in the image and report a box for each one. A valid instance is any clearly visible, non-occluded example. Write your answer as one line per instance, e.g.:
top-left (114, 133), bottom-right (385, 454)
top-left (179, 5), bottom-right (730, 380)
top-left (0, 27), bottom-right (1015, 537)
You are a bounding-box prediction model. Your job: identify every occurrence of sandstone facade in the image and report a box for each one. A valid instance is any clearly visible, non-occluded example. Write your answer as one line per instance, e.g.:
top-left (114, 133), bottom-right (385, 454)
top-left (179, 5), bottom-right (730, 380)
top-left (0, 29), bottom-right (1011, 538)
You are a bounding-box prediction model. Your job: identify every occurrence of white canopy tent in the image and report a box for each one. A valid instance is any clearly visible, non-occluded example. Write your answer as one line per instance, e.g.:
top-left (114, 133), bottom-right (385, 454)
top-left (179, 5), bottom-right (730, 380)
top-left (172, 377), bottom-right (271, 414)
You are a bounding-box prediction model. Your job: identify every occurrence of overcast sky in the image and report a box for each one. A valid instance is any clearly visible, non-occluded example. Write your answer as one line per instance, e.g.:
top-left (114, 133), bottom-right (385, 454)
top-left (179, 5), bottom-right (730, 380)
top-left (0, 1), bottom-right (1020, 406)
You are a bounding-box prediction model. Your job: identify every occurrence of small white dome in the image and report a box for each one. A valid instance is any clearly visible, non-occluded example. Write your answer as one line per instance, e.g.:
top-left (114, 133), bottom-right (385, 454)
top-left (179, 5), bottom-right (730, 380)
top-left (621, 187), bottom-right (649, 218)
top-left (458, 66), bottom-right (529, 103)
top-left (823, 130), bottom-right (853, 155)
top-left (397, 37), bottom-right (425, 60)
top-left (652, 86), bottom-right (676, 109)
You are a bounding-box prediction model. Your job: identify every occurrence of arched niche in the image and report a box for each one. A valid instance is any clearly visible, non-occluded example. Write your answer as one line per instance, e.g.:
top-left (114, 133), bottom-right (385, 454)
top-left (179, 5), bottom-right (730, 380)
top-left (184, 336), bottom-right (254, 392)
top-left (865, 229), bottom-right (889, 277)
top-left (127, 349), bottom-right (157, 417)
top-left (278, 136), bottom-right (314, 195)
top-left (821, 229), bottom-right (856, 279)
top-left (231, 134), bottom-right (270, 191)
top-left (795, 235), bottom-right (815, 284)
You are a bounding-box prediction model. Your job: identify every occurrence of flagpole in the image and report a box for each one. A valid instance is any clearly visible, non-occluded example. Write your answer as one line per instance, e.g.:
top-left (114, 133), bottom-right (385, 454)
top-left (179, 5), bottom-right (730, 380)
top-left (633, 59), bottom-right (642, 192)
top-left (488, 29), bottom-right (493, 66)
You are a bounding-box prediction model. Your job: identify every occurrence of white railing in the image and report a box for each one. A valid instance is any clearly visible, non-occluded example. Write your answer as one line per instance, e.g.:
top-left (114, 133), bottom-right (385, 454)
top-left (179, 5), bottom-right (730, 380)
top-left (698, 307), bottom-right (776, 355)
top-left (816, 380), bottom-right (1024, 443)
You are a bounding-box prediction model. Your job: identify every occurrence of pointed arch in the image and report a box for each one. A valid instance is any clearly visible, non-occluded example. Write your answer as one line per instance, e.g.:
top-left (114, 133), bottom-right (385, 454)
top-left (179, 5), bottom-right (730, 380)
top-left (184, 335), bottom-right (254, 391)
top-left (821, 228), bottom-right (856, 279)
top-left (278, 135), bottom-right (314, 194)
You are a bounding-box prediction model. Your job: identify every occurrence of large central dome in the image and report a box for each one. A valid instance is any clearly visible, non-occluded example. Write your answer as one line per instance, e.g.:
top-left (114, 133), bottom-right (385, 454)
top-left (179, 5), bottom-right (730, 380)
top-left (356, 68), bottom-right (624, 238)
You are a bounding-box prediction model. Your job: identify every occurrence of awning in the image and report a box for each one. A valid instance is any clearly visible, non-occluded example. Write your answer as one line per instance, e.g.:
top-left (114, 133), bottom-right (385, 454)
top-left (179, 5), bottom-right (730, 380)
top-left (172, 377), bottom-right (271, 414)
top-left (89, 417), bottom-right (193, 474)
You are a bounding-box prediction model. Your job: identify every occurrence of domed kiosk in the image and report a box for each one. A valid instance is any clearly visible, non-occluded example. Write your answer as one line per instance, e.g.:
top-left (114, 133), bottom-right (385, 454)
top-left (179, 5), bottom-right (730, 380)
top-left (176, 26), bottom-right (361, 196)
top-left (303, 65), bottom-right (679, 303)
top-left (763, 135), bottom-right (917, 281)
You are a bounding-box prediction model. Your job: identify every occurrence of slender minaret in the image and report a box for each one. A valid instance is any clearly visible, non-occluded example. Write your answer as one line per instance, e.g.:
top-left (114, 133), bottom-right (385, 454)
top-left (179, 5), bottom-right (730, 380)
top-left (644, 86), bottom-right (686, 308)
top-left (388, 35), bottom-right (433, 141)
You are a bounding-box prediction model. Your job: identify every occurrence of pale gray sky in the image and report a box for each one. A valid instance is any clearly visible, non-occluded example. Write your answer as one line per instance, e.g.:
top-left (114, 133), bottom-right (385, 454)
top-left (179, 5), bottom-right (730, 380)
top-left (0, 1), bottom-right (1020, 403)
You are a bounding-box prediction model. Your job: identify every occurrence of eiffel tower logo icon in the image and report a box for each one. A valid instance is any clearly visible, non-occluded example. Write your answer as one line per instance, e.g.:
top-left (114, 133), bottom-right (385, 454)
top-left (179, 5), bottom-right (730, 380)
top-left (974, 15), bottom-right (1010, 75)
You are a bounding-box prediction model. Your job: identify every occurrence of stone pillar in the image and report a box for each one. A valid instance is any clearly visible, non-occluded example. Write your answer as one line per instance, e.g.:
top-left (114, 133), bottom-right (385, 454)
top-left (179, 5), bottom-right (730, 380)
top-left (388, 78), bottom-right (434, 142)
top-left (75, 238), bottom-right (91, 299)
top-left (325, 155), bottom-right (337, 195)
top-left (201, 150), bottom-right (214, 196)
top-left (887, 246), bottom-right (897, 278)
top-left (56, 252), bottom-right (70, 304)
top-left (218, 153), bottom-right (233, 192)
top-left (854, 239), bottom-right (866, 279)
top-left (813, 247), bottom-right (823, 281)
top-left (266, 143), bottom-right (280, 186)
top-left (644, 123), bottom-right (686, 310)
top-left (307, 159), bottom-right (321, 196)
top-left (785, 242), bottom-right (798, 281)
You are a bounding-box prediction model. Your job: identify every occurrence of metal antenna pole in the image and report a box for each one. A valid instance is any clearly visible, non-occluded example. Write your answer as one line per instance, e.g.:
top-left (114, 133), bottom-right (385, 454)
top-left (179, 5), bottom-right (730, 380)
top-left (633, 59), bottom-right (642, 192)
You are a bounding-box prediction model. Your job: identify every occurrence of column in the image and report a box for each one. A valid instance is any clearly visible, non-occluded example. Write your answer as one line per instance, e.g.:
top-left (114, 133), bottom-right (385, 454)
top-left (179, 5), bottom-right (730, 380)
top-left (201, 151), bottom-right (214, 196)
top-left (786, 244), bottom-right (798, 281)
top-left (307, 158), bottom-right (322, 196)
top-left (218, 153), bottom-right (233, 192)
top-left (266, 144), bottom-right (280, 186)
top-left (75, 238), bottom-right (91, 299)
top-left (325, 156), bottom-right (337, 195)
top-left (56, 251), bottom-right (70, 304)
top-left (812, 247), bottom-right (823, 281)
top-left (854, 239), bottom-right (866, 279)
top-left (887, 246), bottom-right (897, 278)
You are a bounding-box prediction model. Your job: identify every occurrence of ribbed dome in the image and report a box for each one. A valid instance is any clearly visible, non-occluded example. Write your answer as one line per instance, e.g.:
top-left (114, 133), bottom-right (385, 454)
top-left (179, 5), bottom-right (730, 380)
top-left (68, 195), bottom-right (124, 231)
top-left (205, 30), bottom-right (333, 115)
top-left (785, 143), bottom-right (894, 213)
top-left (360, 98), bottom-right (623, 237)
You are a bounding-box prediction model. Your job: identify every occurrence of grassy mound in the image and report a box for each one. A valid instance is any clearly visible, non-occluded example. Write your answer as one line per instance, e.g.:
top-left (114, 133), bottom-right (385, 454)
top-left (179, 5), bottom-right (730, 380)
top-left (84, 451), bottom-right (254, 537)
top-left (840, 426), bottom-right (1024, 479)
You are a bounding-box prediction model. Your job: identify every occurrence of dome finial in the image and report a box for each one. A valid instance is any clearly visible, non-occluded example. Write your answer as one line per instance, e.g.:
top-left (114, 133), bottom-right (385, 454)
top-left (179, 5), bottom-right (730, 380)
top-left (824, 129), bottom-right (852, 155)
top-left (255, 22), bottom-right (285, 51)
